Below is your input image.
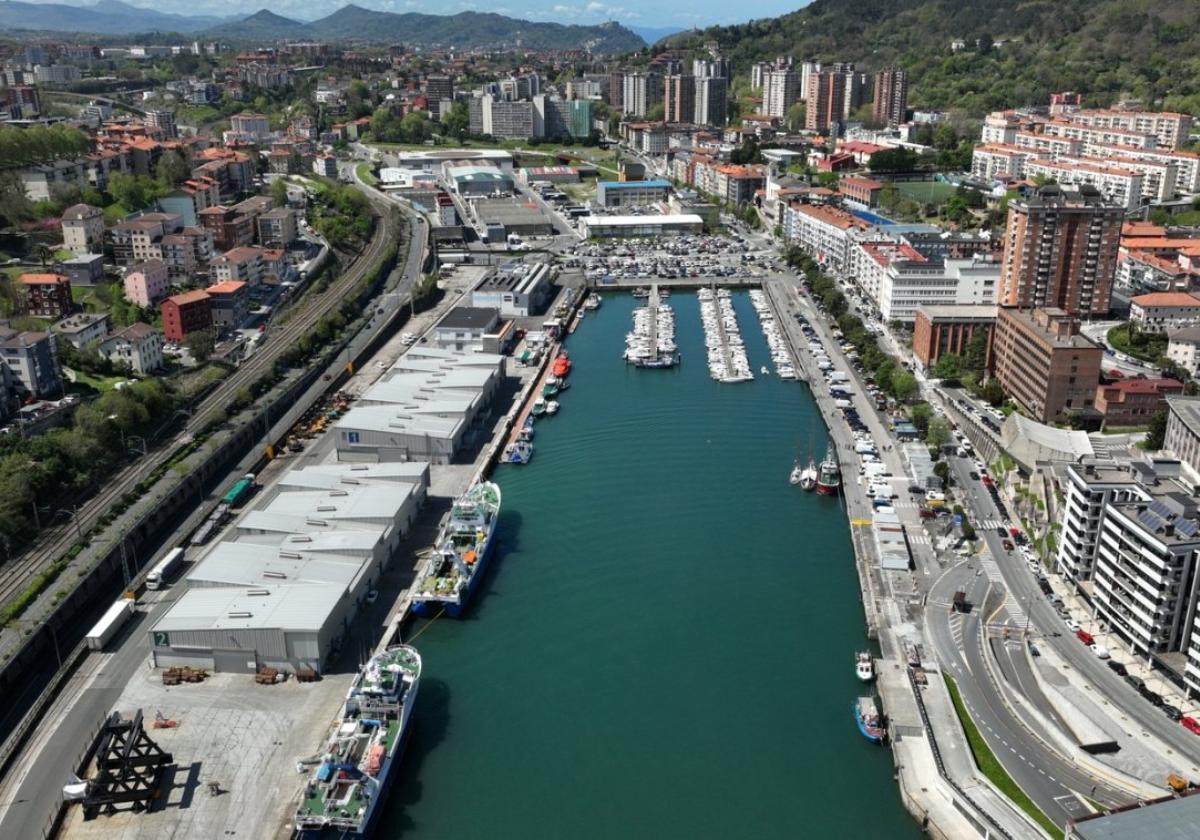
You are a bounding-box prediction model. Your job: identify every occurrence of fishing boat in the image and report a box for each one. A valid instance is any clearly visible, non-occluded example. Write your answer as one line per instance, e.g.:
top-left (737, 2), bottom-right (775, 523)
top-left (632, 287), bottom-right (650, 299)
top-left (504, 439), bottom-right (534, 464)
top-left (855, 695), bottom-right (886, 744)
top-left (531, 397), bottom-right (547, 417)
top-left (816, 444), bottom-right (842, 496)
top-left (761, 366), bottom-right (769, 375)
top-left (789, 461), bottom-right (804, 485)
top-left (411, 482), bottom-right (502, 618)
top-left (799, 460), bottom-right (818, 491)
top-left (521, 416), bottom-right (535, 437)
top-left (542, 376), bottom-right (560, 397)
top-left (584, 293), bottom-right (602, 310)
top-left (855, 651), bottom-right (875, 682)
top-left (545, 400), bottom-right (560, 416)
top-left (295, 646), bottom-right (422, 838)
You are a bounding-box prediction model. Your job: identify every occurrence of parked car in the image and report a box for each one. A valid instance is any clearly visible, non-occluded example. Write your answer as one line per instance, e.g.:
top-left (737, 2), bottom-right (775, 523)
top-left (1067, 620), bottom-right (1082, 633)
top-left (1107, 660), bottom-right (1127, 677)
top-left (1125, 674), bottom-right (1146, 692)
top-left (996, 526), bottom-right (1008, 538)
top-left (1002, 539), bottom-right (1015, 551)
top-left (1143, 689), bottom-right (1164, 708)
top-left (1163, 704), bottom-right (1184, 721)
top-left (1182, 716), bottom-right (1200, 735)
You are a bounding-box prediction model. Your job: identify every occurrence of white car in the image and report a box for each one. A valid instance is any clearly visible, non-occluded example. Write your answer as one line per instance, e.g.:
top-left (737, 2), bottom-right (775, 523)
top-left (400, 332), bottom-right (417, 345)
top-left (1066, 619), bottom-right (1081, 632)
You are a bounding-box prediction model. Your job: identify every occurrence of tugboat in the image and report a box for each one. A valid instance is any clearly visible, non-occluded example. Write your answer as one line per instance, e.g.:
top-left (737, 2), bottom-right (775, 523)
top-left (855, 651), bottom-right (875, 682)
top-left (855, 695), bottom-right (886, 744)
top-left (816, 444), bottom-right (842, 496)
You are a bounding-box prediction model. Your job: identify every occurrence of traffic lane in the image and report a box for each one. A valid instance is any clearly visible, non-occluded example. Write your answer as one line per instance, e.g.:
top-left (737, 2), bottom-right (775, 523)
top-left (992, 635), bottom-right (1082, 749)
top-left (959, 613), bottom-right (1116, 820)
top-left (927, 564), bottom-right (1109, 820)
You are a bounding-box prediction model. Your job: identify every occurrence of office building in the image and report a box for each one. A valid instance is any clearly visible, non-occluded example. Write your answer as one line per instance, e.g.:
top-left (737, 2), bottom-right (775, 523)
top-left (872, 67), bottom-right (908, 127)
top-left (990, 307), bottom-right (1103, 423)
top-left (912, 305), bottom-right (997, 369)
top-left (998, 185), bottom-right (1122, 317)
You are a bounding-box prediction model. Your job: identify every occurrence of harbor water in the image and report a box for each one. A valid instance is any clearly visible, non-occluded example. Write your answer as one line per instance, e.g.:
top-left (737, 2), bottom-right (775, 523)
top-left (381, 290), bottom-right (920, 838)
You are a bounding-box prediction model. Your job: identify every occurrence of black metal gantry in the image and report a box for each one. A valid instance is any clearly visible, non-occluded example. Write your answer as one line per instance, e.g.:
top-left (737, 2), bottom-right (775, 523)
top-left (82, 709), bottom-right (173, 819)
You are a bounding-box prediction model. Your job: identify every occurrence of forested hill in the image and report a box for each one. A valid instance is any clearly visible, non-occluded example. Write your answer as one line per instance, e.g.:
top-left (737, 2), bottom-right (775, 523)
top-left (669, 0), bottom-right (1200, 115)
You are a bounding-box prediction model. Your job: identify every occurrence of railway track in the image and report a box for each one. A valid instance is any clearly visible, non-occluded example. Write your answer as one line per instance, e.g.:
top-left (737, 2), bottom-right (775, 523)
top-left (0, 199), bottom-right (402, 618)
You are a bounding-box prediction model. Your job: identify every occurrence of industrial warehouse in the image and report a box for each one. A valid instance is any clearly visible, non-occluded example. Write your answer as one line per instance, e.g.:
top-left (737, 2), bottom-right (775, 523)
top-left (333, 346), bottom-right (506, 463)
top-left (147, 461), bottom-right (430, 674)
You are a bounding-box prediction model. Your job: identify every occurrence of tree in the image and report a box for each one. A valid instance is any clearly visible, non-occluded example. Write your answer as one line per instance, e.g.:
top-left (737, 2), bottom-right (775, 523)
top-left (891, 372), bottom-right (918, 402)
top-left (910, 402), bottom-right (933, 432)
top-left (963, 331), bottom-right (988, 376)
top-left (980, 378), bottom-right (1006, 407)
top-left (269, 177), bottom-right (289, 206)
top-left (645, 103), bottom-right (666, 122)
top-left (0, 170), bottom-right (33, 227)
top-left (927, 417), bottom-right (953, 449)
top-left (441, 100), bottom-right (470, 139)
top-left (156, 149), bottom-right (191, 188)
top-left (1144, 409), bottom-right (1168, 450)
top-left (184, 328), bottom-right (216, 363)
top-left (868, 147), bottom-right (918, 173)
top-left (784, 102), bottom-right (806, 132)
top-left (932, 352), bottom-right (962, 381)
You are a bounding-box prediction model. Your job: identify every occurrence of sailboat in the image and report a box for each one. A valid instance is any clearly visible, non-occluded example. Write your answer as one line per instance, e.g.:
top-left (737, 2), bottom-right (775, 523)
top-left (799, 460), bottom-right (818, 491)
top-left (789, 461), bottom-right (804, 485)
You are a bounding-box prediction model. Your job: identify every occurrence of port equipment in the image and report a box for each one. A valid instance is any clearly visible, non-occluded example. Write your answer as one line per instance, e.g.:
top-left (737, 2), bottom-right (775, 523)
top-left (82, 709), bottom-right (173, 818)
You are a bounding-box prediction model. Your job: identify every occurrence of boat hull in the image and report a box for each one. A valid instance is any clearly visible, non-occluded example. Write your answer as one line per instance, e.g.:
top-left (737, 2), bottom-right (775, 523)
top-left (411, 527), bottom-right (497, 619)
top-left (854, 701), bottom-right (885, 744)
top-left (816, 482), bottom-right (841, 496)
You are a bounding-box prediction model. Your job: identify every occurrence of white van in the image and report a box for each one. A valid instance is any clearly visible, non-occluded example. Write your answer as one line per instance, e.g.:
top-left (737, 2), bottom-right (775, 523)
top-left (855, 441), bottom-right (877, 454)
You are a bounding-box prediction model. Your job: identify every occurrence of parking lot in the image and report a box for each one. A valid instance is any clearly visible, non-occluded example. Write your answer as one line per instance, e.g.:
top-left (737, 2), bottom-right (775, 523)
top-left (559, 234), bottom-right (782, 282)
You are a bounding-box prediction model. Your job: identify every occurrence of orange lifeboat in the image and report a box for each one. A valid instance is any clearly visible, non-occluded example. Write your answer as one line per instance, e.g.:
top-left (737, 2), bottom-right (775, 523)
top-left (463, 550), bottom-right (477, 565)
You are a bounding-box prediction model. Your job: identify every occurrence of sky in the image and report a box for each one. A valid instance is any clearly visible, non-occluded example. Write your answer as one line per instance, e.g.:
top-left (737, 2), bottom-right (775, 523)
top-left (38, 0), bottom-right (809, 29)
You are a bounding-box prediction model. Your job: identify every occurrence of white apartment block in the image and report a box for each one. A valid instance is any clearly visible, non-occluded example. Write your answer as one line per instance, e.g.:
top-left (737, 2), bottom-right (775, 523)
top-left (1068, 109), bottom-right (1193, 150)
top-left (1060, 154), bottom-right (1177, 201)
top-left (849, 240), bottom-right (999, 321)
top-left (971, 144), bottom-right (1034, 181)
top-left (783, 204), bottom-right (864, 273)
top-left (1087, 144), bottom-right (1200, 194)
top-left (1024, 159), bottom-right (1144, 210)
top-left (1042, 120), bottom-right (1158, 151)
top-left (1056, 462), bottom-right (1149, 584)
top-left (1012, 131), bottom-right (1081, 159)
top-left (981, 111), bottom-right (1026, 145)
top-left (762, 68), bottom-right (798, 119)
top-left (1093, 488), bottom-right (1200, 660)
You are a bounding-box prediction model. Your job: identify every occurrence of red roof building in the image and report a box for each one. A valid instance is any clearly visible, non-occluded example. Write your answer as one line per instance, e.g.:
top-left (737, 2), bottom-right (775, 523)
top-left (160, 290), bottom-right (212, 343)
top-left (1094, 378), bottom-right (1184, 428)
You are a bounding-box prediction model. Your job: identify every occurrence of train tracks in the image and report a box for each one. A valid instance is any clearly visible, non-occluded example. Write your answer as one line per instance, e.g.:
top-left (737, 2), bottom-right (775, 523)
top-left (0, 201), bottom-right (403, 621)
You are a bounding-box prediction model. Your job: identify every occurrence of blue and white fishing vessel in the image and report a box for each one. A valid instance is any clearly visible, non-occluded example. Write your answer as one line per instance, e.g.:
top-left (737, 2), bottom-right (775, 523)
top-left (504, 439), bottom-right (534, 464)
top-left (855, 695), bottom-right (886, 744)
top-left (411, 482), bottom-right (502, 617)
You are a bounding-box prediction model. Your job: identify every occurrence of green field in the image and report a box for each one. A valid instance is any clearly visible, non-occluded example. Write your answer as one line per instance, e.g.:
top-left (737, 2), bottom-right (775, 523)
top-left (893, 180), bottom-right (959, 204)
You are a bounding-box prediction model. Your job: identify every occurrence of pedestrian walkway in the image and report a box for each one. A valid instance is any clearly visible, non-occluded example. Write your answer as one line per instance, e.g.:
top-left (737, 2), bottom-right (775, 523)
top-left (978, 556), bottom-right (1004, 583)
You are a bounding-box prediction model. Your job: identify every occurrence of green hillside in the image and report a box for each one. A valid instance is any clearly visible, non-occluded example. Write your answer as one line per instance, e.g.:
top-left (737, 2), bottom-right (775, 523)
top-left (670, 0), bottom-right (1200, 115)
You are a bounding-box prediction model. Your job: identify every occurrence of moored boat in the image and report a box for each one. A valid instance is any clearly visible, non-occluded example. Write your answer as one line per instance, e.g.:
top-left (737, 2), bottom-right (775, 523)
top-left (504, 439), bottom-right (534, 464)
top-left (584, 293), bottom-right (601, 310)
top-left (545, 399), bottom-right (560, 415)
top-left (531, 398), bottom-right (547, 417)
top-left (789, 461), bottom-right (804, 485)
top-left (855, 695), bottom-right (886, 744)
top-left (295, 645), bottom-right (422, 838)
top-left (799, 460), bottom-right (818, 491)
top-left (855, 651), bottom-right (875, 682)
top-left (816, 444), bottom-right (842, 496)
top-left (552, 352), bottom-right (572, 378)
top-left (411, 482), bottom-right (502, 617)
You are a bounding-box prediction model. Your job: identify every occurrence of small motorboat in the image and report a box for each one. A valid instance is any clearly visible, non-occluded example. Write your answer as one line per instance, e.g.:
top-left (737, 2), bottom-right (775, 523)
top-left (531, 398), bottom-right (547, 417)
top-left (546, 400), bottom-right (560, 416)
top-left (789, 462), bottom-right (804, 485)
top-left (855, 651), bottom-right (875, 682)
top-left (504, 440), bottom-right (534, 464)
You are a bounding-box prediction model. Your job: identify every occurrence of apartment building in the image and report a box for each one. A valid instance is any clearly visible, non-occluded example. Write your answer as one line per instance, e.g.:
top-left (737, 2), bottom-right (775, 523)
top-left (256, 207), bottom-right (297, 247)
top-left (60, 203), bottom-right (105, 255)
top-left (694, 76), bottom-right (728, 127)
top-left (123, 259), bottom-right (169, 307)
top-left (229, 112), bottom-right (272, 142)
top-left (664, 74), bottom-right (695, 124)
top-left (762, 68), bottom-right (798, 120)
top-left (991, 307), bottom-right (1103, 423)
top-left (206, 280), bottom-right (249, 327)
top-left (805, 70), bottom-right (845, 134)
top-left (211, 246), bottom-right (266, 286)
top-left (0, 325), bottom-right (60, 398)
top-left (98, 322), bottom-right (164, 374)
top-left (1024, 159), bottom-right (1144, 211)
top-left (1165, 396), bottom-right (1200, 476)
top-left (872, 67), bottom-right (907, 127)
top-left (998, 185), bottom-right (1122, 318)
top-left (1088, 145), bottom-right (1200, 195)
top-left (21, 274), bottom-right (72, 318)
top-left (783, 203), bottom-right (870, 273)
top-left (1130, 292), bottom-right (1200, 333)
top-left (199, 206), bottom-right (255, 252)
top-left (1042, 119), bottom-right (1157, 151)
top-left (1068, 109), bottom-right (1192, 150)
top-left (160, 226), bottom-right (214, 281)
top-left (1094, 485), bottom-right (1200, 660)
top-left (621, 73), bottom-right (662, 118)
top-left (971, 143), bottom-right (1034, 181)
top-left (1167, 328), bottom-right (1200, 377)
top-left (161, 290), bottom-right (212, 343)
top-left (1056, 461), bottom-right (1149, 584)
top-left (838, 176), bottom-right (884, 209)
top-left (1012, 131), bottom-right (1082, 159)
top-left (1094, 378), bottom-right (1183, 428)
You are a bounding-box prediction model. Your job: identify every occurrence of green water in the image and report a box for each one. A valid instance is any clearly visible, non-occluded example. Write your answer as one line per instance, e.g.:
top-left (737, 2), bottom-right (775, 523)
top-left (382, 291), bottom-right (920, 838)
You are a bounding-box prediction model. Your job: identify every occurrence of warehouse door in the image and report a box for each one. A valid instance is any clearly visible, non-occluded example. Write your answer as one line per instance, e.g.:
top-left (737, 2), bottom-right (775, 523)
top-left (212, 648), bottom-right (257, 673)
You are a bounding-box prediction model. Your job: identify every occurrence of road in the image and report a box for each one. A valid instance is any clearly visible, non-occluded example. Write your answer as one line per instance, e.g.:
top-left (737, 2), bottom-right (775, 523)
top-left (0, 180), bottom-right (428, 840)
top-left (943, 452), bottom-right (1200, 770)
top-left (1079, 320), bottom-right (1162, 378)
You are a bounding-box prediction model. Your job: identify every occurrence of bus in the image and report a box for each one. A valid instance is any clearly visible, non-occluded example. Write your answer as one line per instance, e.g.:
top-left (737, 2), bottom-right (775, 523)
top-left (145, 547), bottom-right (184, 590)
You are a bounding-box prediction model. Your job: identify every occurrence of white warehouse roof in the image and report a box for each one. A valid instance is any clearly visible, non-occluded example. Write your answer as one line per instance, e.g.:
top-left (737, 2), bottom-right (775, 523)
top-left (152, 585), bottom-right (344, 632)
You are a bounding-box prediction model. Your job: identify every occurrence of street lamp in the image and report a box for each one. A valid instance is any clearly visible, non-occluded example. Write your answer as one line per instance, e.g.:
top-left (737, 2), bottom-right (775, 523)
top-left (58, 507), bottom-right (83, 543)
